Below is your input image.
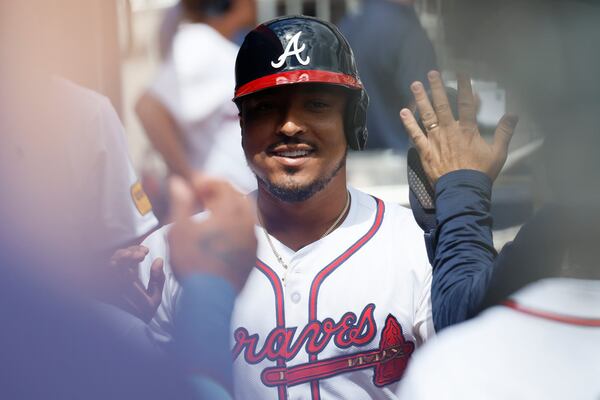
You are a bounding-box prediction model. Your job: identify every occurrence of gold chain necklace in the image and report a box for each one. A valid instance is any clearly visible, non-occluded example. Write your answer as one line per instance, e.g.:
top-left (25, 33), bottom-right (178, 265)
top-left (257, 191), bottom-right (351, 284)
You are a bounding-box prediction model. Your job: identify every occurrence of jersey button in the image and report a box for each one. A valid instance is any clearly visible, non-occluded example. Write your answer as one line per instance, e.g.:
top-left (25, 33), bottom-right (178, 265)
top-left (291, 292), bottom-right (301, 304)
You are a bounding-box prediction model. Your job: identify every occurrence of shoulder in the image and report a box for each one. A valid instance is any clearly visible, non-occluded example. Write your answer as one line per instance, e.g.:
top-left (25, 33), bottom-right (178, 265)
top-left (52, 77), bottom-right (114, 120)
top-left (349, 187), bottom-right (423, 237)
top-left (49, 77), bottom-right (128, 160)
top-left (172, 23), bottom-right (238, 64)
top-left (349, 186), bottom-right (429, 270)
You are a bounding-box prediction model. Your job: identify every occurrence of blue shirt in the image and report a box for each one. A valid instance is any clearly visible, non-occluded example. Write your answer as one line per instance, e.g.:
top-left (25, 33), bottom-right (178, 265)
top-left (339, 0), bottom-right (438, 151)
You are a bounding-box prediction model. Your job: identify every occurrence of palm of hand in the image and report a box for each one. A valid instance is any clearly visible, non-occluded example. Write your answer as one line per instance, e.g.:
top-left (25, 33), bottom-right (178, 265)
top-left (401, 71), bottom-right (518, 185)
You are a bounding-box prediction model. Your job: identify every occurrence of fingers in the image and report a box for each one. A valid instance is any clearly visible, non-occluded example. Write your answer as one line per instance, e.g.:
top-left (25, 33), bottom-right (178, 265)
top-left (457, 73), bottom-right (477, 125)
top-left (410, 81), bottom-right (438, 133)
top-left (493, 113), bottom-right (519, 156)
top-left (400, 108), bottom-right (428, 153)
top-left (109, 246), bottom-right (148, 286)
top-left (427, 71), bottom-right (455, 126)
top-left (110, 245), bottom-right (148, 265)
top-left (194, 177), bottom-right (245, 215)
top-left (168, 176), bottom-right (196, 223)
top-left (146, 258), bottom-right (165, 305)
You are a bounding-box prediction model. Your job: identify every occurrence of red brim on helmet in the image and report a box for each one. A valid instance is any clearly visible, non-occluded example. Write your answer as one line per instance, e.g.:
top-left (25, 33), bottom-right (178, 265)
top-left (234, 69), bottom-right (363, 100)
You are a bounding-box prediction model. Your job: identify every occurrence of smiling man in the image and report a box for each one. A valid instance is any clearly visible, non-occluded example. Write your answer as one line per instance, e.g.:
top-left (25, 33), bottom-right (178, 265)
top-left (139, 15), bottom-right (517, 399)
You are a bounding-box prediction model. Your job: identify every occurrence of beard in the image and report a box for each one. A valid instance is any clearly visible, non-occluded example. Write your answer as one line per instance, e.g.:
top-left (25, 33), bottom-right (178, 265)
top-left (256, 151), bottom-right (347, 203)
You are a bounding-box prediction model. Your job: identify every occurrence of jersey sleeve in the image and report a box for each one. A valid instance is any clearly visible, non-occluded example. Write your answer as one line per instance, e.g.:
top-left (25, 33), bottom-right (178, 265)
top-left (391, 203), bottom-right (436, 343)
top-left (94, 97), bottom-right (158, 248)
top-left (430, 170), bottom-right (496, 331)
top-left (413, 261), bottom-right (435, 343)
top-left (59, 81), bottom-right (158, 250)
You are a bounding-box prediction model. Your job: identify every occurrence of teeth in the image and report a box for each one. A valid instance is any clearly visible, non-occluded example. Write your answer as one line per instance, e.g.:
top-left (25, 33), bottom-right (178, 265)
top-left (278, 150), bottom-right (309, 157)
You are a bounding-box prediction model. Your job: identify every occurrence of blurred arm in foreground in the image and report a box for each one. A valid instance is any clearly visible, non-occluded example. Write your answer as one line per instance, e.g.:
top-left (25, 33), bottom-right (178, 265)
top-left (168, 175), bottom-right (257, 397)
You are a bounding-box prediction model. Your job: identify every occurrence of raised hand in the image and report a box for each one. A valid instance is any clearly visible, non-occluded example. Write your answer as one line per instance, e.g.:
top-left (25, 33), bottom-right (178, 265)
top-left (400, 71), bottom-right (519, 185)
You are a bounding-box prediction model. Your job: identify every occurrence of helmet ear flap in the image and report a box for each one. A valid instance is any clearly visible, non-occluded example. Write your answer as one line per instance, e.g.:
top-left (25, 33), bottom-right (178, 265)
top-left (345, 89), bottom-right (369, 151)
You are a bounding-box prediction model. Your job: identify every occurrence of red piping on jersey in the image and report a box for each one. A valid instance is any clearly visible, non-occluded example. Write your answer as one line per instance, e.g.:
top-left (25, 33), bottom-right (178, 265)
top-left (234, 70), bottom-right (363, 99)
top-left (308, 197), bottom-right (385, 399)
top-left (503, 299), bottom-right (600, 327)
top-left (255, 259), bottom-right (288, 400)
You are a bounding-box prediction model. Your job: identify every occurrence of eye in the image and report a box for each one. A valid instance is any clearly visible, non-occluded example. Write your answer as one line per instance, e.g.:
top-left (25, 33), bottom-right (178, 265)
top-left (254, 101), bottom-right (275, 113)
top-left (244, 98), bottom-right (276, 115)
top-left (306, 99), bottom-right (331, 111)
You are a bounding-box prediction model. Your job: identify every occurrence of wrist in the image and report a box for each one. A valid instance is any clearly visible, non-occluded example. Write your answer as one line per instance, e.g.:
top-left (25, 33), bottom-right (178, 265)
top-left (435, 169), bottom-right (492, 194)
top-left (435, 170), bottom-right (492, 221)
top-left (174, 261), bottom-right (246, 293)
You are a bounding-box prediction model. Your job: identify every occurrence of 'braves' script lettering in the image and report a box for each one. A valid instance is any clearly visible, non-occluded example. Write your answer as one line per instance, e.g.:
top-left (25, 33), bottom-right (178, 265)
top-left (271, 31), bottom-right (310, 68)
top-left (232, 304), bottom-right (377, 364)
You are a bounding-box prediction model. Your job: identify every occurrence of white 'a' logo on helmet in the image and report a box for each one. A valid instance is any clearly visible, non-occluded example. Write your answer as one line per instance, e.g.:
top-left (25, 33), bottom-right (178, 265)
top-left (271, 31), bottom-right (311, 68)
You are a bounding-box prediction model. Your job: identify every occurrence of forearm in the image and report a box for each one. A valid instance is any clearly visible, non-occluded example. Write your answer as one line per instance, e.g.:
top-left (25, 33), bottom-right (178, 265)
top-left (174, 274), bottom-right (236, 395)
top-left (136, 93), bottom-right (194, 179)
top-left (431, 170), bottom-right (496, 331)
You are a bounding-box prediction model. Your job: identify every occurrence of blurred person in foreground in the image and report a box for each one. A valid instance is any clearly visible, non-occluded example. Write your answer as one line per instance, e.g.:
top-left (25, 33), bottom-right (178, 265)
top-left (0, 158), bottom-right (256, 399)
top-left (0, 1), bottom-right (159, 253)
top-left (0, 4), bottom-right (256, 397)
top-left (339, 0), bottom-right (437, 151)
top-left (0, 1), bottom-right (168, 324)
top-left (136, 0), bottom-right (257, 199)
top-left (398, 1), bottom-right (600, 398)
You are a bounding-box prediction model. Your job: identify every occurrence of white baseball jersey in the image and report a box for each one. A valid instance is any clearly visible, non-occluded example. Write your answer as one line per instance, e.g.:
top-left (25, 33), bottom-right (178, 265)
top-left (149, 23), bottom-right (256, 194)
top-left (140, 186), bottom-right (434, 399)
top-left (3, 77), bottom-right (158, 250)
top-left (398, 277), bottom-right (600, 399)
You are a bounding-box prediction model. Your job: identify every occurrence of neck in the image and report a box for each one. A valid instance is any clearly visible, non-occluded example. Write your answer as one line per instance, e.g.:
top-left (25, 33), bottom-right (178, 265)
top-left (257, 172), bottom-right (350, 251)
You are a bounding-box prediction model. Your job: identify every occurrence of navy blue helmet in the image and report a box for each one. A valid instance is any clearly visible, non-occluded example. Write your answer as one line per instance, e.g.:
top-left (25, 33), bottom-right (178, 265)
top-left (234, 15), bottom-right (369, 151)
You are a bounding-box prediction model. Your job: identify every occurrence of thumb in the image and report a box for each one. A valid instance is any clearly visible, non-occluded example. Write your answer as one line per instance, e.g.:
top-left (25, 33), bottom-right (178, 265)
top-left (493, 113), bottom-right (519, 156)
top-left (146, 258), bottom-right (165, 305)
top-left (194, 178), bottom-right (236, 214)
top-left (168, 175), bottom-right (196, 223)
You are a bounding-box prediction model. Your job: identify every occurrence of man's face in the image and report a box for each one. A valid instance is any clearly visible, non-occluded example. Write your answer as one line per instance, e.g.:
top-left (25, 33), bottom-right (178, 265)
top-left (240, 83), bottom-right (349, 202)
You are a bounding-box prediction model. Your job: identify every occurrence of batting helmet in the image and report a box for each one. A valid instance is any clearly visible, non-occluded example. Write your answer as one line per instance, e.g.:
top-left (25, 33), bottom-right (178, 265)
top-left (233, 15), bottom-right (369, 151)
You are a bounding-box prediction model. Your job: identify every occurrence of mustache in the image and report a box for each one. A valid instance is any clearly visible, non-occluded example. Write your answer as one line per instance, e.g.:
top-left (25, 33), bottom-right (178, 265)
top-left (266, 136), bottom-right (317, 152)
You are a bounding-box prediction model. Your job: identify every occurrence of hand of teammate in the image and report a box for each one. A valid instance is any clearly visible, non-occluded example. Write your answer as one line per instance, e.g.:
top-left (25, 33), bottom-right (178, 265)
top-left (108, 245), bottom-right (165, 323)
top-left (167, 175), bottom-right (257, 292)
top-left (400, 70), bottom-right (519, 184)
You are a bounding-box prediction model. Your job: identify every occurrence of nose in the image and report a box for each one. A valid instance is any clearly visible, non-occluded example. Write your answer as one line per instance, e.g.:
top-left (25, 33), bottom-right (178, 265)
top-left (279, 120), bottom-right (303, 137)
top-left (278, 106), bottom-right (305, 137)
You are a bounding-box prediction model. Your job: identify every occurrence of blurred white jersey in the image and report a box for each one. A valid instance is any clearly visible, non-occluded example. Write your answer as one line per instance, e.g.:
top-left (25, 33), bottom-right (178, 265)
top-left (399, 278), bottom-right (600, 400)
top-left (149, 23), bottom-right (255, 193)
top-left (4, 78), bottom-right (158, 250)
top-left (140, 187), bottom-right (434, 399)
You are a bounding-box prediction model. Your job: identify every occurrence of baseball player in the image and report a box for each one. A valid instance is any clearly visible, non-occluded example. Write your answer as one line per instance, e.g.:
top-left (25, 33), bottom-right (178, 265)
top-left (139, 16), bottom-right (517, 399)
top-left (136, 0), bottom-right (256, 194)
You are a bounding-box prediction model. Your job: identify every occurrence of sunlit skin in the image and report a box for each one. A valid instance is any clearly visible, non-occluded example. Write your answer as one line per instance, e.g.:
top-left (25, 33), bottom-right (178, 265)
top-left (240, 83), bottom-right (353, 251)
